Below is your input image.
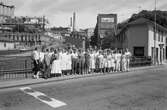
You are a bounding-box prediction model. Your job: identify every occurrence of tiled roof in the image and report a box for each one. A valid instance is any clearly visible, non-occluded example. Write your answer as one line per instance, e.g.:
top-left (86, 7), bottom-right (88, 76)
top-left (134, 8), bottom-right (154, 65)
top-left (128, 17), bottom-right (167, 31)
top-left (117, 17), bottom-right (167, 36)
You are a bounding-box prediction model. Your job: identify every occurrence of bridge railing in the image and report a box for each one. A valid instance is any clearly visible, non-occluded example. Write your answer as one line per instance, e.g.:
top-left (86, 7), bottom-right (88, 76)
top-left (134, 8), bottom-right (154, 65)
top-left (0, 56), bottom-right (153, 80)
top-left (0, 56), bottom-right (33, 80)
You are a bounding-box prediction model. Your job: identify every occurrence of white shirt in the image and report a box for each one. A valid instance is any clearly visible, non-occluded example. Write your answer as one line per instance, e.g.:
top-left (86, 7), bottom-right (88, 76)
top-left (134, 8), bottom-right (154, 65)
top-left (32, 50), bottom-right (40, 60)
top-left (39, 52), bottom-right (45, 62)
top-left (72, 53), bottom-right (78, 59)
top-left (125, 52), bottom-right (131, 60)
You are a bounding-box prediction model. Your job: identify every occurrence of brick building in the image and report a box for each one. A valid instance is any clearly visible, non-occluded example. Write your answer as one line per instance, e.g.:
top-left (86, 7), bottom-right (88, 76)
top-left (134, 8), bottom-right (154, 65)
top-left (96, 14), bottom-right (117, 48)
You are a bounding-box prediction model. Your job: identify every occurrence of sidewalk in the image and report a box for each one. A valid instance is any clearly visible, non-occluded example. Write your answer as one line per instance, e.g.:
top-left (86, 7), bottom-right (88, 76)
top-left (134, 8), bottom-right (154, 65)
top-left (0, 64), bottom-right (165, 90)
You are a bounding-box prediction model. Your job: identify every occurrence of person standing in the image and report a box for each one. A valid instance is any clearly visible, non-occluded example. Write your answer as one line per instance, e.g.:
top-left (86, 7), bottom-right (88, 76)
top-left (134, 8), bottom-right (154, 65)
top-left (71, 49), bottom-right (78, 75)
top-left (77, 49), bottom-right (82, 74)
top-left (81, 50), bottom-right (86, 74)
top-left (125, 49), bottom-right (132, 71)
top-left (121, 50), bottom-right (126, 72)
top-left (39, 48), bottom-right (45, 76)
top-left (107, 50), bottom-right (112, 73)
top-left (95, 49), bottom-right (99, 72)
top-left (84, 49), bottom-right (90, 74)
top-left (90, 49), bottom-right (96, 73)
top-left (32, 47), bottom-right (40, 79)
top-left (43, 49), bottom-right (51, 79)
top-left (110, 50), bottom-right (115, 72)
top-left (103, 50), bottom-right (108, 73)
top-left (66, 49), bottom-right (72, 75)
top-left (50, 49), bottom-right (62, 77)
top-left (115, 50), bottom-right (121, 72)
top-left (98, 50), bottom-right (104, 73)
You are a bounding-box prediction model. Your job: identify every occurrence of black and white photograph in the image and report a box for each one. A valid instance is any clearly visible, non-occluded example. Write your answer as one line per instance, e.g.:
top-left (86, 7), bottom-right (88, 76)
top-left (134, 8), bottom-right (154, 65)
top-left (0, 0), bottom-right (167, 109)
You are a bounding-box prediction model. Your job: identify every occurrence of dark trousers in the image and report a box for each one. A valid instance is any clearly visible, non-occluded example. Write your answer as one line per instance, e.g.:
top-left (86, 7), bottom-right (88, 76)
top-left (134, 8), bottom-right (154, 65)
top-left (33, 60), bottom-right (40, 75)
top-left (44, 65), bottom-right (50, 78)
top-left (72, 59), bottom-right (78, 74)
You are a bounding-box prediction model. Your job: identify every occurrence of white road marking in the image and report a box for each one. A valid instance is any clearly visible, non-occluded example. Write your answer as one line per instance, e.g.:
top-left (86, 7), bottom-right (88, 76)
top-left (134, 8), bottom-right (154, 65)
top-left (20, 87), bottom-right (67, 108)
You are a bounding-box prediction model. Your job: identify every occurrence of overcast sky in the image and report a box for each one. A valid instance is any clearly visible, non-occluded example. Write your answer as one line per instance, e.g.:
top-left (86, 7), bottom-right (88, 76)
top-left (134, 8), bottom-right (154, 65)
top-left (4, 0), bottom-right (167, 29)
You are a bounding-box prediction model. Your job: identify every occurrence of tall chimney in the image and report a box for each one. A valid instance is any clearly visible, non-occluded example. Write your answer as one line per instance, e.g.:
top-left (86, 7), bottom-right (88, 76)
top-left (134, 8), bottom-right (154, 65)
top-left (70, 17), bottom-right (73, 27)
top-left (73, 12), bottom-right (76, 32)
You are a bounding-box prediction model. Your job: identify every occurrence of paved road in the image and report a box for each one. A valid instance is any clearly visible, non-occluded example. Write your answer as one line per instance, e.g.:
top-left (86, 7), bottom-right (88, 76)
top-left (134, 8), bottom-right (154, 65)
top-left (0, 66), bottom-right (167, 110)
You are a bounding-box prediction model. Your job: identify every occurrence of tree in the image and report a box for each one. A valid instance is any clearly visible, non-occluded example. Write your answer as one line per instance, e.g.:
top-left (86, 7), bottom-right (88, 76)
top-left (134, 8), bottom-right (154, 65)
top-left (90, 24), bottom-right (98, 47)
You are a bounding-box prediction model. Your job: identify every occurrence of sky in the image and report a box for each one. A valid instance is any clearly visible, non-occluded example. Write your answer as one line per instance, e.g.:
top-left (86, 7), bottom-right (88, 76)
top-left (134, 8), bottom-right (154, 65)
top-left (3, 0), bottom-right (167, 29)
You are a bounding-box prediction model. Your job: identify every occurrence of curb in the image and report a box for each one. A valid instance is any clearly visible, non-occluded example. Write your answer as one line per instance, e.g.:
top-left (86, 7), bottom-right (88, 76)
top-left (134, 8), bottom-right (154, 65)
top-left (0, 65), bottom-right (165, 90)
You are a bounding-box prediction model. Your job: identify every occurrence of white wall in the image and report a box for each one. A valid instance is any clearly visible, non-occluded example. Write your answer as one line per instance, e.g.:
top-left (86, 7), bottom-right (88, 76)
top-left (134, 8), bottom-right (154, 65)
top-left (126, 24), bottom-right (148, 56)
top-left (148, 25), bottom-right (167, 62)
top-left (0, 42), bottom-right (15, 50)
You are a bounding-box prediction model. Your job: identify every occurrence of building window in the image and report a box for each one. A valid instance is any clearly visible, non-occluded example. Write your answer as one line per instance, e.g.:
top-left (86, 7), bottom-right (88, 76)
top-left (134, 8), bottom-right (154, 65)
top-left (158, 30), bottom-right (160, 42)
top-left (163, 48), bottom-right (165, 60)
top-left (4, 42), bottom-right (6, 47)
top-left (153, 27), bottom-right (156, 41)
top-left (25, 36), bottom-right (27, 41)
top-left (21, 35), bottom-right (23, 41)
top-left (134, 47), bottom-right (144, 57)
top-left (151, 47), bottom-right (154, 58)
top-left (154, 35), bottom-right (156, 41)
top-left (161, 32), bottom-right (163, 42)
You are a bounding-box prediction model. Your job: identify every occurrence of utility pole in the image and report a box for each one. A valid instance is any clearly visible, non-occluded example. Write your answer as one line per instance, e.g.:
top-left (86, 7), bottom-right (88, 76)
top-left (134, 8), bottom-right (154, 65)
top-left (153, 0), bottom-right (157, 65)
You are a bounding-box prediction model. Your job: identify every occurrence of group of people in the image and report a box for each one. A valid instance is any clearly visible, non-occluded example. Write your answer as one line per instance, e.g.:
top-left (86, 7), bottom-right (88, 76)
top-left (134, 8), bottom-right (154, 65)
top-left (31, 47), bottom-right (132, 79)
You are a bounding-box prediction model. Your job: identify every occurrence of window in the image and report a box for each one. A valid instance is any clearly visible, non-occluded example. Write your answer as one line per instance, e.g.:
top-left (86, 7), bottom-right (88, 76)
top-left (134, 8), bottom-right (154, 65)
top-left (4, 42), bottom-right (6, 47)
top-left (151, 47), bottom-right (154, 58)
top-left (153, 27), bottom-right (156, 40)
top-left (134, 47), bottom-right (144, 57)
top-left (161, 32), bottom-right (163, 42)
top-left (25, 36), bottom-right (27, 41)
top-left (158, 30), bottom-right (160, 42)
top-left (13, 36), bottom-right (15, 40)
top-left (21, 35), bottom-right (23, 41)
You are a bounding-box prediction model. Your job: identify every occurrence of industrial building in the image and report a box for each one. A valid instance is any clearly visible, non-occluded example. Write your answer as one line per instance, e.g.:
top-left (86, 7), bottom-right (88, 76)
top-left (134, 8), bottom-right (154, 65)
top-left (95, 14), bottom-right (117, 48)
top-left (0, 2), bottom-right (46, 50)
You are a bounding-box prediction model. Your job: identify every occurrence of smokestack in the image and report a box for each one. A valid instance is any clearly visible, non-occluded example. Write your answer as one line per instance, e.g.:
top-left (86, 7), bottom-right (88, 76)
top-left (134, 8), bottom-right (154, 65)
top-left (73, 12), bottom-right (76, 32)
top-left (70, 17), bottom-right (73, 27)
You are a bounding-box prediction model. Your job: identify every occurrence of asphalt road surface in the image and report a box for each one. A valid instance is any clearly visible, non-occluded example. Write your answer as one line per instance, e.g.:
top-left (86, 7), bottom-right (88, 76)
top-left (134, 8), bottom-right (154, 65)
top-left (0, 66), bottom-right (167, 110)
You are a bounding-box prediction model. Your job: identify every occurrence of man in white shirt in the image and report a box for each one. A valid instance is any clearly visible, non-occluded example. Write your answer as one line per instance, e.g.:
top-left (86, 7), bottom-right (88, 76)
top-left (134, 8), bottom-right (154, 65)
top-left (32, 47), bottom-right (40, 78)
top-left (71, 49), bottom-right (78, 75)
top-left (115, 50), bottom-right (121, 72)
top-left (125, 48), bottom-right (132, 71)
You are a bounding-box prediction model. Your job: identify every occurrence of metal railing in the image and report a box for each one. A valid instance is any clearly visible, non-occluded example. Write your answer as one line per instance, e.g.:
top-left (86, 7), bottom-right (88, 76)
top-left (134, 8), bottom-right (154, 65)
top-left (0, 56), bottom-right (153, 80)
top-left (130, 56), bottom-right (152, 67)
top-left (0, 56), bottom-right (33, 80)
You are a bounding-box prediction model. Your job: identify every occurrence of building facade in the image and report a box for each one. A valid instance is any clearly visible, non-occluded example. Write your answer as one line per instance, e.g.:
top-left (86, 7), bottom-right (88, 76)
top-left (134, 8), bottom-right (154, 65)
top-left (96, 14), bottom-right (117, 48)
top-left (0, 2), bottom-right (15, 23)
top-left (64, 31), bottom-right (87, 49)
top-left (0, 32), bottom-right (41, 50)
top-left (115, 18), bottom-right (167, 63)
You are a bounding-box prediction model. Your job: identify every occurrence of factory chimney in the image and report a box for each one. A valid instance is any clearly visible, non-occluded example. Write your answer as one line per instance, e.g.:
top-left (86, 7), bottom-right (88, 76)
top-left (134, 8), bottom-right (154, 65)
top-left (73, 12), bottom-right (76, 32)
top-left (70, 17), bottom-right (73, 27)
